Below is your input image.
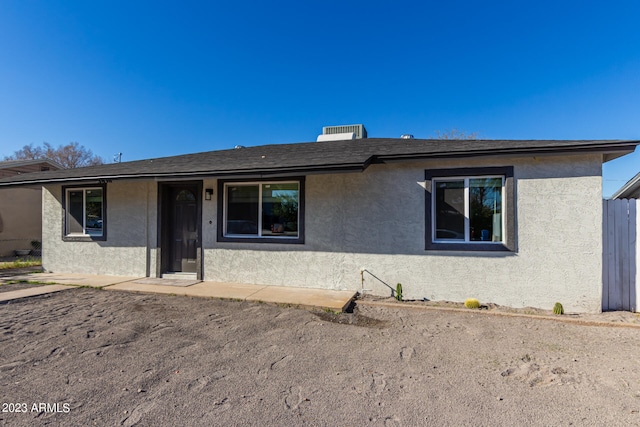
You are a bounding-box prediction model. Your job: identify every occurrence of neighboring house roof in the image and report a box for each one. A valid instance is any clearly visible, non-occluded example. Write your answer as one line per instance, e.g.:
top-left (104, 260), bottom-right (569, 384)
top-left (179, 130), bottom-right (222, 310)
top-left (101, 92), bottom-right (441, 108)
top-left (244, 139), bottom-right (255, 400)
top-left (611, 172), bottom-right (640, 199)
top-left (0, 159), bottom-right (64, 170)
top-left (0, 159), bottom-right (64, 178)
top-left (0, 138), bottom-right (638, 187)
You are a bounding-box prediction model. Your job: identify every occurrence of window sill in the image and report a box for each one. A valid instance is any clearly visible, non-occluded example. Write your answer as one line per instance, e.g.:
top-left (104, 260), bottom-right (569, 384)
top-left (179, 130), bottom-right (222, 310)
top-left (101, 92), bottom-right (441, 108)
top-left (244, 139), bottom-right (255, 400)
top-left (218, 235), bottom-right (304, 244)
top-left (425, 242), bottom-right (513, 252)
top-left (63, 235), bottom-right (106, 242)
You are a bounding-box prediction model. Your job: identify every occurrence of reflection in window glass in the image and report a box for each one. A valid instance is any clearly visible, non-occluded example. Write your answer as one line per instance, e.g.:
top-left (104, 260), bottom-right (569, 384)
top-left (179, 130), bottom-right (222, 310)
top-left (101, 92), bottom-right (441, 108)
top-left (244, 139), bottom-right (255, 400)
top-left (68, 190), bottom-right (84, 234)
top-left (434, 180), bottom-right (464, 240)
top-left (262, 183), bottom-right (299, 236)
top-left (226, 185), bottom-right (259, 235)
top-left (85, 189), bottom-right (103, 236)
top-left (176, 190), bottom-right (196, 201)
top-left (469, 178), bottom-right (502, 242)
top-left (433, 177), bottom-right (504, 243)
top-left (224, 181), bottom-right (299, 238)
top-left (66, 188), bottom-right (104, 237)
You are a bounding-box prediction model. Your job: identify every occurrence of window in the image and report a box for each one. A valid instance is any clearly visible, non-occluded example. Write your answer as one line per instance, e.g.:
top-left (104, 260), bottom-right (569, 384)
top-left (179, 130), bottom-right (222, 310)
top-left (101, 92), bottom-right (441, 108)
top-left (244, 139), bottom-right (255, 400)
top-left (434, 177), bottom-right (503, 242)
top-left (64, 186), bottom-right (106, 240)
top-left (218, 178), bottom-right (304, 244)
top-left (425, 167), bottom-right (515, 251)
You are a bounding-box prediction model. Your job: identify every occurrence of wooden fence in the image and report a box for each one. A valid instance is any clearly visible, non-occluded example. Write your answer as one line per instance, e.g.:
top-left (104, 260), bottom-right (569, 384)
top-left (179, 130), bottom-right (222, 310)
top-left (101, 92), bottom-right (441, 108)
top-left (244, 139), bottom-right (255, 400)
top-left (603, 199), bottom-right (638, 311)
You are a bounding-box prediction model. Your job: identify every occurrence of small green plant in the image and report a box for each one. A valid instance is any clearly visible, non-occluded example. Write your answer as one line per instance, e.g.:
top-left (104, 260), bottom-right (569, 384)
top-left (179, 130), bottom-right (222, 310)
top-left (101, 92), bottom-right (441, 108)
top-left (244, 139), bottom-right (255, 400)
top-left (464, 298), bottom-right (480, 309)
top-left (395, 283), bottom-right (403, 301)
top-left (553, 302), bottom-right (564, 315)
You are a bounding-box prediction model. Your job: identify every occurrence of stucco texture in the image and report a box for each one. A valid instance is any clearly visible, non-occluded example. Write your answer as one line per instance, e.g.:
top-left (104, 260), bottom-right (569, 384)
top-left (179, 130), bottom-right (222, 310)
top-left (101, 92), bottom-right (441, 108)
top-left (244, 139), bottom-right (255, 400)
top-left (204, 154), bottom-right (603, 313)
top-left (0, 187), bottom-right (43, 256)
top-left (43, 153), bottom-right (604, 312)
top-left (43, 182), bottom-right (156, 277)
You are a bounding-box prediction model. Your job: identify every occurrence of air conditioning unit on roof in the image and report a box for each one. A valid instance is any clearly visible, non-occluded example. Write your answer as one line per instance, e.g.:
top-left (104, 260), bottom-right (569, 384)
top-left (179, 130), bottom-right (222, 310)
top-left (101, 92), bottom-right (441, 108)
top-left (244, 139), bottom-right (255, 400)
top-left (322, 124), bottom-right (367, 139)
top-left (316, 132), bottom-right (355, 142)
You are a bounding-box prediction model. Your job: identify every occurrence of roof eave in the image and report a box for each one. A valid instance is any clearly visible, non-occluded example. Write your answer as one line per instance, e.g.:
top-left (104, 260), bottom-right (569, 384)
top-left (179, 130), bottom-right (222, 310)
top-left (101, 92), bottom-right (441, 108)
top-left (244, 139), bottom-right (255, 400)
top-left (0, 162), bottom-right (370, 187)
top-left (612, 172), bottom-right (640, 199)
top-left (375, 142), bottom-right (639, 163)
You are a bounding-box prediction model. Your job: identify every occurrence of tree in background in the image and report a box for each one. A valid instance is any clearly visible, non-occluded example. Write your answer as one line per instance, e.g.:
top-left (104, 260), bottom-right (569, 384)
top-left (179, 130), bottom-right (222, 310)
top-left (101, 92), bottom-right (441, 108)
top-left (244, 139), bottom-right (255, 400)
top-left (4, 142), bottom-right (103, 168)
top-left (431, 129), bottom-right (480, 140)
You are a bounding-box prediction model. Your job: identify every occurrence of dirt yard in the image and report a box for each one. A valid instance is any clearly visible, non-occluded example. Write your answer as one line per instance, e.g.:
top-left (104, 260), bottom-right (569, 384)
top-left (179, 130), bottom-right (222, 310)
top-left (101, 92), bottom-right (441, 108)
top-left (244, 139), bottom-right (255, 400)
top-left (2, 288), bottom-right (640, 426)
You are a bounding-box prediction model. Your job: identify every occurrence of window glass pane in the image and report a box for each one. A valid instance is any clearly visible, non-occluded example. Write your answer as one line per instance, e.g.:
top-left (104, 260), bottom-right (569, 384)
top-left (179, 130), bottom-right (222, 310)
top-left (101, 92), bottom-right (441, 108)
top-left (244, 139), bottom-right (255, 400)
top-left (226, 185), bottom-right (259, 235)
top-left (469, 178), bottom-right (502, 242)
top-left (176, 189), bottom-right (196, 201)
top-left (261, 183), bottom-right (299, 237)
top-left (434, 180), bottom-right (464, 240)
top-left (85, 189), bottom-right (103, 236)
top-left (68, 190), bottom-right (84, 234)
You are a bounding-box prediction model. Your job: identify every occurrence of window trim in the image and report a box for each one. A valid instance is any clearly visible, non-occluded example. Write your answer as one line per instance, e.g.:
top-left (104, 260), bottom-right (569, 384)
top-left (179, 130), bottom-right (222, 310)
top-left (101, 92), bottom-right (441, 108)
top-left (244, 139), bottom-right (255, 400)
top-left (217, 177), bottom-right (305, 244)
top-left (62, 184), bottom-right (107, 242)
top-left (425, 167), bottom-right (515, 252)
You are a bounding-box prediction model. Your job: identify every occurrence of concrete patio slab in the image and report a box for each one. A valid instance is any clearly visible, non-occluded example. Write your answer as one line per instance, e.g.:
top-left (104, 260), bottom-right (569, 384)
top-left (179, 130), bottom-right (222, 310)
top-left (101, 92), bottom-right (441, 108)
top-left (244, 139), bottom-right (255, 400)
top-left (106, 281), bottom-right (262, 300)
top-left (2, 272), bottom-right (142, 288)
top-left (246, 285), bottom-right (356, 311)
top-left (1, 271), bottom-right (357, 312)
top-left (0, 284), bottom-right (74, 303)
top-left (106, 280), bottom-right (356, 311)
top-left (198, 282), bottom-right (273, 300)
top-left (133, 278), bottom-right (200, 287)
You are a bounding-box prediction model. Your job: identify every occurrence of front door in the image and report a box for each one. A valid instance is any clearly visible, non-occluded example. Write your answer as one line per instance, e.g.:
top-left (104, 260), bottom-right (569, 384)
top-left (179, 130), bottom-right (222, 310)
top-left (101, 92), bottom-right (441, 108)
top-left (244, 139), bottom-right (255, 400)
top-left (161, 183), bottom-right (201, 275)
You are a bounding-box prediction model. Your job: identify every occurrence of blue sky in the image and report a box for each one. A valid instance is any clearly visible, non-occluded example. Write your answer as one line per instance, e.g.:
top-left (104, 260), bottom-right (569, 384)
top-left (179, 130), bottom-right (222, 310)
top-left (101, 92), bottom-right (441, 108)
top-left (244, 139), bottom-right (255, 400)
top-left (1, 1), bottom-right (638, 196)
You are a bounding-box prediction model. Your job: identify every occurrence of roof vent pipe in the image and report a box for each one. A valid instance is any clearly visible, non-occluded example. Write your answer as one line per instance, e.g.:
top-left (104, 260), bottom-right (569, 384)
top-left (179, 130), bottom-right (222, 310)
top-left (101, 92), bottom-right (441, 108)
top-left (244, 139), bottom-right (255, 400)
top-left (400, 134), bottom-right (414, 139)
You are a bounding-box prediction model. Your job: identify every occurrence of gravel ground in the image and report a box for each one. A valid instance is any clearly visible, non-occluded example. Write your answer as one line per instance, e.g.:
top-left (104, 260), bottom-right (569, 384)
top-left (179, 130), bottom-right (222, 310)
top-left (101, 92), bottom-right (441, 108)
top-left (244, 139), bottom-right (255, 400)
top-left (2, 288), bottom-right (640, 426)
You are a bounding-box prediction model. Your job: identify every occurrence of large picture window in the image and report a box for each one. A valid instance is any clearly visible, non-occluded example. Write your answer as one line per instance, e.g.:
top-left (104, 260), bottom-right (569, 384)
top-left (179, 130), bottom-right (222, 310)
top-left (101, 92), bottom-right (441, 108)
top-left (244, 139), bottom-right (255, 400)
top-left (64, 186), bottom-right (106, 239)
top-left (218, 178), bottom-right (304, 244)
top-left (425, 167), bottom-right (515, 252)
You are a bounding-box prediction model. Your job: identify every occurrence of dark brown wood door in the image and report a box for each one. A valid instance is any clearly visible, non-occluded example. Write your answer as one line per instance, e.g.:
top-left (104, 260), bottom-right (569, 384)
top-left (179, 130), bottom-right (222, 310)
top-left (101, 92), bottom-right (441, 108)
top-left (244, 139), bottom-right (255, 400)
top-left (170, 186), bottom-right (199, 273)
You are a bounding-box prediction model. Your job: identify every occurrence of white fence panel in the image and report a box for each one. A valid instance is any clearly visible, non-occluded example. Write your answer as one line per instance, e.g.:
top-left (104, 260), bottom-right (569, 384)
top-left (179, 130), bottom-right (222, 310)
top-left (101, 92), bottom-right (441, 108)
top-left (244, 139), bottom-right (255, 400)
top-left (603, 199), bottom-right (637, 311)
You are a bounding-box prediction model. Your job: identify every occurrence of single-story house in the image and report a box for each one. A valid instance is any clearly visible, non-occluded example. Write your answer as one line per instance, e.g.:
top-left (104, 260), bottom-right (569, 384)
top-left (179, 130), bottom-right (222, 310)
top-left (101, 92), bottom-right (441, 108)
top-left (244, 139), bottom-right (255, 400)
top-left (0, 137), bottom-right (638, 312)
top-left (0, 159), bottom-right (63, 256)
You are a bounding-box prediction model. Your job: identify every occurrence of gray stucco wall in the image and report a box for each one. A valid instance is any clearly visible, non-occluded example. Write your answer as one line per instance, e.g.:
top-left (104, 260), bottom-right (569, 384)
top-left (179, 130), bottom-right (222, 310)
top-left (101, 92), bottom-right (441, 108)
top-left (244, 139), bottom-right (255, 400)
top-left (203, 154), bottom-right (603, 312)
top-left (42, 153), bottom-right (603, 312)
top-left (0, 187), bottom-right (43, 256)
top-left (43, 181), bottom-right (156, 277)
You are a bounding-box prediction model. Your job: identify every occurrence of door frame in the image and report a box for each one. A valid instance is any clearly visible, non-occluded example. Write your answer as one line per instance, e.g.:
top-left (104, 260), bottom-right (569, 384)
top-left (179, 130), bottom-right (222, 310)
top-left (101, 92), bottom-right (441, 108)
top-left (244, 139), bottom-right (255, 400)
top-left (157, 181), bottom-right (203, 280)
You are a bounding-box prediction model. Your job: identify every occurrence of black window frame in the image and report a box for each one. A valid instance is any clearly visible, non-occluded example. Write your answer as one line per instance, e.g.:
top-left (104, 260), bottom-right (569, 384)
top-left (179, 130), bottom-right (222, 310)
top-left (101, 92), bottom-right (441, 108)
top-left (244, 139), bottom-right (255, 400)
top-left (217, 177), bottom-right (305, 244)
top-left (425, 167), bottom-right (515, 252)
top-left (62, 183), bottom-right (107, 242)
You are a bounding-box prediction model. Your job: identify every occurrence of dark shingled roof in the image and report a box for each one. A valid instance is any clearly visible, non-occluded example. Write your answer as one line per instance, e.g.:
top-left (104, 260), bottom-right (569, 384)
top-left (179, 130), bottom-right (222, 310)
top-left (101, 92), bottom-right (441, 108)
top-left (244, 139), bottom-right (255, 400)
top-left (0, 138), bottom-right (638, 186)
